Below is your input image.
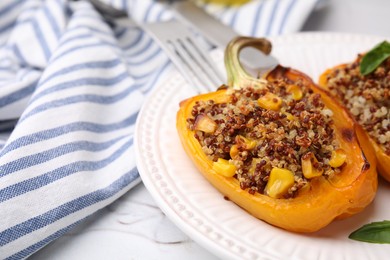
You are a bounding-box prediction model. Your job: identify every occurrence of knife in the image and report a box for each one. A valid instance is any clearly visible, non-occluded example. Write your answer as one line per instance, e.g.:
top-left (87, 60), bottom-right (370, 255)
top-left (169, 1), bottom-right (278, 73)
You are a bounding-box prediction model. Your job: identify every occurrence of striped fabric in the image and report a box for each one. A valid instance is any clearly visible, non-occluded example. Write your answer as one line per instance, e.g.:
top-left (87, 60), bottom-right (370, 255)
top-left (0, 0), bottom-right (317, 258)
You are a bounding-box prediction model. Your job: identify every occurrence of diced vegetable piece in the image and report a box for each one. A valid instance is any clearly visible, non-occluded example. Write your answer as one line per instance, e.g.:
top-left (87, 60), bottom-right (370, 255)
top-left (302, 153), bottom-right (324, 179)
top-left (283, 112), bottom-right (296, 121)
top-left (212, 158), bottom-right (236, 177)
top-left (194, 114), bottom-right (217, 133)
top-left (230, 145), bottom-right (239, 159)
top-left (265, 167), bottom-right (295, 198)
top-left (257, 92), bottom-right (282, 111)
top-left (236, 135), bottom-right (257, 150)
top-left (287, 84), bottom-right (303, 100)
top-left (329, 148), bottom-right (347, 168)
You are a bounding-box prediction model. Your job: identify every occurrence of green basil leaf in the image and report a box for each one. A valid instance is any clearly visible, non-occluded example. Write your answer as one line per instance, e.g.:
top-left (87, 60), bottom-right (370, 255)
top-left (349, 220), bottom-right (390, 243)
top-left (360, 41), bottom-right (390, 75)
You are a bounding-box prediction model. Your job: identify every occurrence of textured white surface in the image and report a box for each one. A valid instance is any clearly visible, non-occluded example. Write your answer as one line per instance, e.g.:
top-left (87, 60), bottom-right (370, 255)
top-left (135, 33), bottom-right (390, 260)
top-left (30, 183), bottom-right (218, 260)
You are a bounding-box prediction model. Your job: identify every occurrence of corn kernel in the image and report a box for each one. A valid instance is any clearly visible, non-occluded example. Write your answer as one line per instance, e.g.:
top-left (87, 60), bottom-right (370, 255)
top-left (257, 92), bottom-right (282, 111)
top-left (329, 148), bottom-right (347, 168)
top-left (229, 145), bottom-right (239, 159)
top-left (283, 112), bottom-right (296, 121)
top-left (212, 158), bottom-right (236, 177)
top-left (236, 135), bottom-right (257, 150)
top-left (301, 153), bottom-right (323, 179)
top-left (287, 85), bottom-right (303, 100)
top-left (264, 167), bottom-right (295, 198)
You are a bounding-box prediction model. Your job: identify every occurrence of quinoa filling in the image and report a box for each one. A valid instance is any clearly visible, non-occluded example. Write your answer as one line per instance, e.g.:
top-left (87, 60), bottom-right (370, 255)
top-left (186, 78), bottom-right (344, 199)
top-left (325, 56), bottom-right (390, 155)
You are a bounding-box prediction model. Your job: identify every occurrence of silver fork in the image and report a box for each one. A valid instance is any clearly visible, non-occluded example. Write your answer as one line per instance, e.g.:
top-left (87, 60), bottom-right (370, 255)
top-left (142, 21), bottom-right (224, 93)
top-left (88, 0), bottom-right (224, 93)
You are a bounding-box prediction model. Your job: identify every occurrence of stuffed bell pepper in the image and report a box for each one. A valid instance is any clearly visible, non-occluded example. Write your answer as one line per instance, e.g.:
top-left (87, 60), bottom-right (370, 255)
top-left (319, 41), bottom-right (390, 182)
top-left (176, 37), bottom-right (378, 232)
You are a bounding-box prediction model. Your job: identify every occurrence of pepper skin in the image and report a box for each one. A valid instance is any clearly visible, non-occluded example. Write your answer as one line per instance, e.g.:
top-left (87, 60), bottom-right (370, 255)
top-left (176, 37), bottom-right (378, 233)
top-left (319, 64), bottom-right (390, 183)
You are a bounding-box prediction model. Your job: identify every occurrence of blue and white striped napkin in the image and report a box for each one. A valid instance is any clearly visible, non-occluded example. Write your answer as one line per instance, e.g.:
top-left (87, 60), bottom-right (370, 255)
top-left (0, 0), bottom-right (318, 258)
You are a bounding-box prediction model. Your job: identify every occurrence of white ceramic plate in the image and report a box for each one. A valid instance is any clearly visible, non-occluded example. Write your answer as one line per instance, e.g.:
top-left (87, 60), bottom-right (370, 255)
top-left (135, 33), bottom-right (390, 260)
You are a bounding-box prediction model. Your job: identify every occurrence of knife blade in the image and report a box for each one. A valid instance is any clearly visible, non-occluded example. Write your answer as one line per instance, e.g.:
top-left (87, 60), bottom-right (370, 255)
top-left (170, 1), bottom-right (278, 73)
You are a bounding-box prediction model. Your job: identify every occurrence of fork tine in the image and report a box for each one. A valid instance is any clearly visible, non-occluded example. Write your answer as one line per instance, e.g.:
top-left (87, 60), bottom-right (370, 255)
top-left (168, 39), bottom-right (213, 92)
top-left (183, 37), bottom-right (225, 86)
top-left (142, 21), bottom-right (225, 93)
top-left (170, 39), bottom-right (223, 91)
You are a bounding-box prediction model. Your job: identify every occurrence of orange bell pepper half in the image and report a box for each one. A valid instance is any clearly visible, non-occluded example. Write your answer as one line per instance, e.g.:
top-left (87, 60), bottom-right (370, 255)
top-left (319, 55), bottom-right (390, 183)
top-left (176, 37), bottom-right (378, 232)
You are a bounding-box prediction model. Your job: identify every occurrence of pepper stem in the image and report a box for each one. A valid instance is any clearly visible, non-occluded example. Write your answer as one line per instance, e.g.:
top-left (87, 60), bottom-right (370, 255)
top-left (224, 37), bottom-right (273, 88)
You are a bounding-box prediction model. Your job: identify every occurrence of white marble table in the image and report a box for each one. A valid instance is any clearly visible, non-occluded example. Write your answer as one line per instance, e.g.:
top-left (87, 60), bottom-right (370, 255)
top-left (30, 183), bottom-right (219, 260)
top-left (31, 0), bottom-right (390, 259)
